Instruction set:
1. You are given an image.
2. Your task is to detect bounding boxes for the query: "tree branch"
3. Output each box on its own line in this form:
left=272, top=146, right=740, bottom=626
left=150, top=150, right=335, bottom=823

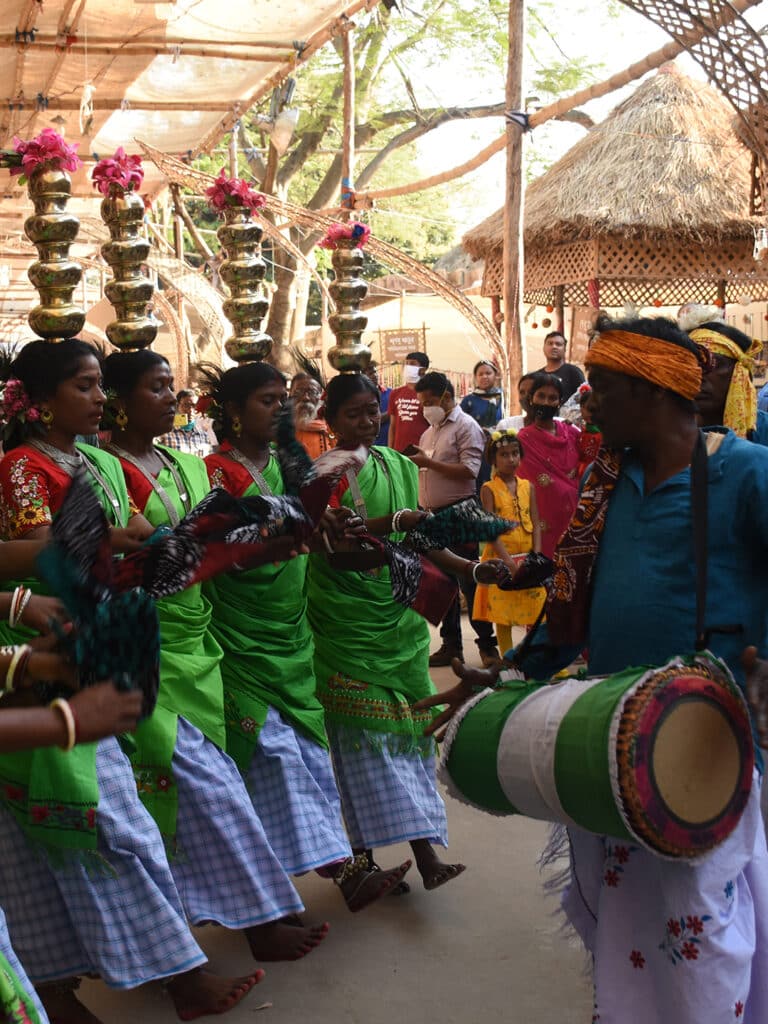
left=356, top=101, right=505, bottom=188
left=239, top=122, right=266, bottom=181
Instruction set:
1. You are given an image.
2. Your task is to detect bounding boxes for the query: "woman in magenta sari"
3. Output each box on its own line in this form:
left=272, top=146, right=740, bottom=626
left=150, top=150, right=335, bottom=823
left=517, top=372, right=581, bottom=558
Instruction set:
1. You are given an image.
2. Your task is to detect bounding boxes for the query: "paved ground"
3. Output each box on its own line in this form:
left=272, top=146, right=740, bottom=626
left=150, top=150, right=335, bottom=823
left=79, top=623, right=592, bottom=1023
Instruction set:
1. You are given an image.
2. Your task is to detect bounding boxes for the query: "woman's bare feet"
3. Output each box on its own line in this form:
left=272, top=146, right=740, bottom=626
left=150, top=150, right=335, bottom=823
left=335, top=854, right=413, bottom=911
left=245, top=920, right=329, bottom=962
left=38, top=980, right=103, bottom=1024
left=411, top=838, right=466, bottom=891
left=166, top=966, right=264, bottom=1021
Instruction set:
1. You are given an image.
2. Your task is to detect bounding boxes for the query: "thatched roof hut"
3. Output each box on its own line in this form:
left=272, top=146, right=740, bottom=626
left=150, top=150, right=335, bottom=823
left=463, top=63, right=768, bottom=308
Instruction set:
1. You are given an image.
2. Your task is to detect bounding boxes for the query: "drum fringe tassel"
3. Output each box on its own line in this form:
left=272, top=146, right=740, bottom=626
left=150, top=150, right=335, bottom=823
left=539, top=824, right=593, bottom=972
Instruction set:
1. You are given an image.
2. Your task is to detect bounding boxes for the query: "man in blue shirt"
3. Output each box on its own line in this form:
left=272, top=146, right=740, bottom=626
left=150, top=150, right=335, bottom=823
left=422, top=317, right=768, bottom=1023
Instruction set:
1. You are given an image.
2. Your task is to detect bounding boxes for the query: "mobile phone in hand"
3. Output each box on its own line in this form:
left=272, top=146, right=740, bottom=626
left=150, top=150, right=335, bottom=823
left=402, top=444, right=419, bottom=456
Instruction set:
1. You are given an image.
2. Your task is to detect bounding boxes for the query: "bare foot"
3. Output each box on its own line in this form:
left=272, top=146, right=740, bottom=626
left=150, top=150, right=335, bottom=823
left=420, top=860, right=466, bottom=891
left=38, top=982, right=103, bottom=1024
left=166, top=967, right=264, bottom=1021
left=245, top=920, right=329, bottom=962
left=337, top=858, right=413, bottom=911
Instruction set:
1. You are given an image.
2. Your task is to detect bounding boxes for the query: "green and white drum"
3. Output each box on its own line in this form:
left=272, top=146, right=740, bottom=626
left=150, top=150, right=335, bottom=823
left=440, top=654, right=754, bottom=860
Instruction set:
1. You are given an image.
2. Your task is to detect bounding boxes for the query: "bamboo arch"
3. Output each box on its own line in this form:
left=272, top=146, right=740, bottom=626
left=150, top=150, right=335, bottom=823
left=137, top=140, right=508, bottom=377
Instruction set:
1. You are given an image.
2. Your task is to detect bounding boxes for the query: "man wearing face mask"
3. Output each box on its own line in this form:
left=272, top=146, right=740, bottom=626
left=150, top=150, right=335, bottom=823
left=411, top=372, right=501, bottom=667
left=387, top=352, right=430, bottom=452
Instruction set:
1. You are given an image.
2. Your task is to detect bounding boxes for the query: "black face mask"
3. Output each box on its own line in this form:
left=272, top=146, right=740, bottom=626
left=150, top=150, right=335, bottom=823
left=531, top=403, right=557, bottom=421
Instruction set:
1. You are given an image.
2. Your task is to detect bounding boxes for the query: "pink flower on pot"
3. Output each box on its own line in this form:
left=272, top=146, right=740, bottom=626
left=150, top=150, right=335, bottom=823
left=205, top=168, right=267, bottom=215
left=91, top=147, right=144, bottom=195
left=12, top=128, right=81, bottom=177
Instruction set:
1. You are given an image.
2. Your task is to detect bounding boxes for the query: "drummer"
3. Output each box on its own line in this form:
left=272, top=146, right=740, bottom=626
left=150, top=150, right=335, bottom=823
left=422, top=315, right=768, bottom=1024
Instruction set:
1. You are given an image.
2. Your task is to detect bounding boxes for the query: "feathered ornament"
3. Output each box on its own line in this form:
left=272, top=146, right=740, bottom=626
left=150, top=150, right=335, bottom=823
left=678, top=302, right=725, bottom=333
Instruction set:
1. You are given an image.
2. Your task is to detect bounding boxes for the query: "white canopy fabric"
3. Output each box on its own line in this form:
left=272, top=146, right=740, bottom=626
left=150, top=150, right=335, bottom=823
left=0, top=0, right=368, bottom=227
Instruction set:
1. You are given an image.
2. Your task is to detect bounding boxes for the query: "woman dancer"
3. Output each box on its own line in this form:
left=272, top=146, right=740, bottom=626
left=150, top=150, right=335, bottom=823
left=0, top=339, right=262, bottom=1024
left=517, top=372, right=581, bottom=558
left=0, top=668, right=144, bottom=1024
left=199, top=360, right=411, bottom=911
left=307, top=372, right=501, bottom=890
left=102, top=348, right=330, bottom=960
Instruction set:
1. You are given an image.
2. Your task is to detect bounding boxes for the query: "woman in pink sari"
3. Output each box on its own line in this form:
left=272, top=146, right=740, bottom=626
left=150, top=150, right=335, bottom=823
left=518, top=372, right=581, bottom=558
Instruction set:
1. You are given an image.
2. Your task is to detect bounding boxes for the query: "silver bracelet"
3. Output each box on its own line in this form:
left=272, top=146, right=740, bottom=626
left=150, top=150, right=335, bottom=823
left=391, top=508, right=412, bottom=532
left=471, top=561, right=483, bottom=583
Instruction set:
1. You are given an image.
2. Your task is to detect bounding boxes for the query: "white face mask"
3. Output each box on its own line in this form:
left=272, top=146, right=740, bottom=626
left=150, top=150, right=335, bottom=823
left=423, top=404, right=446, bottom=427
left=403, top=364, right=421, bottom=384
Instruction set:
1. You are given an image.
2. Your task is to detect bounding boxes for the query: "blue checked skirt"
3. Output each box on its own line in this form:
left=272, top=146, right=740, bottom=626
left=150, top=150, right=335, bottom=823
left=0, top=906, right=49, bottom=1022
left=171, top=716, right=305, bottom=924
left=326, top=722, right=449, bottom=850
left=0, top=737, right=207, bottom=988
left=244, top=707, right=352, bottom=875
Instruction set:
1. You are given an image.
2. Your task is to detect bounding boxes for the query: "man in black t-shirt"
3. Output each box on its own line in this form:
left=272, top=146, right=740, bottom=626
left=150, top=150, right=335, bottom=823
left=534, top=330, right=585, bottom=400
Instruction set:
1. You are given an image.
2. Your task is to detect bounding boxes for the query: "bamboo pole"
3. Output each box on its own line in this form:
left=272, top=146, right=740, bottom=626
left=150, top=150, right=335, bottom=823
left=0, top=34, right=298, bottom=49
left=1, top=42, right=290, bottom=60
left=504, top=0, right=525, bottom=406
left=340, top=20, right=355, bottom=219
left=355, top=0, right=758, bottom=206
left=0, top=98, right=235, bottom=112
left=170, top=184, right=213, bottom=262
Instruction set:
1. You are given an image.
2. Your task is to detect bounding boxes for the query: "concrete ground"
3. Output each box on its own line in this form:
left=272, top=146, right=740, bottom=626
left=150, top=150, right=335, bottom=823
left=79, top=622, right=592, bottom=1024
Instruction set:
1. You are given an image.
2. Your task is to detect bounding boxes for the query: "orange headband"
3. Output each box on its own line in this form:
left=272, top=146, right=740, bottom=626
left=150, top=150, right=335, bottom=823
left=585, top=330, right=702, bottom=400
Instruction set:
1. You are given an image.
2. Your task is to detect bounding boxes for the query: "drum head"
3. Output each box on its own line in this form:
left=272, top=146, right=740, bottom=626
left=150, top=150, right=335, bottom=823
left=616, top=664, right=754, bottom=859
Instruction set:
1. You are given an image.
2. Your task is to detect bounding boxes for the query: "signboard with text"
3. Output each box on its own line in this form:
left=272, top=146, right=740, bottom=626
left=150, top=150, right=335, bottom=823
left=379, top=327, right=426, bottom=364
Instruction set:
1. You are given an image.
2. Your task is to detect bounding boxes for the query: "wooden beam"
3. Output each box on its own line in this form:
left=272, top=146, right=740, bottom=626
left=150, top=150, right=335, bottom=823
left=503, top=0, right=525, bottom=405
left=0, top=34, right=298, bottom=49
left=1, top=41, right=291, bottom=61
left=0, top=98, right=235, bottom=112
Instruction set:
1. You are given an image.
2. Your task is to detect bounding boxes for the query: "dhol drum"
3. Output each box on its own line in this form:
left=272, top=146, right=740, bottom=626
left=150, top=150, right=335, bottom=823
left=440, top=653, right=754, bottom=860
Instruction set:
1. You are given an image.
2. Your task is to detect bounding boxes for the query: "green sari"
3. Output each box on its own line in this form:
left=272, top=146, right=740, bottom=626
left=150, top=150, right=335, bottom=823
left=306, top=446, right=437, bottom=756
left=205, top=454, right=328, bottom=773
left=0, top=946, right=43, bottom=1024
left=0, top=444, right=130, bottom=857
left=126, top=447, right=226, bottom=846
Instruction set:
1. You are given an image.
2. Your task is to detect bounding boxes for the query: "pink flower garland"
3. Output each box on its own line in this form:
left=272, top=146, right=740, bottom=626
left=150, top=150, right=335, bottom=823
left=0, top=379, right=40, bottom=439
left=205, top=169, right=266, bottom=215
left=318, top=221, right=371, bottom=250
left=11, top=128, right=81, bottom=180
left=91, top=147, right=144, bottom=195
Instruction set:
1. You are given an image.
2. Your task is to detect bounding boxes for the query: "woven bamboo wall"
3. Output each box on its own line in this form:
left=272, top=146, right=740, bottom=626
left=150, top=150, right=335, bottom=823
left=480, top=234, right=768, bottom=306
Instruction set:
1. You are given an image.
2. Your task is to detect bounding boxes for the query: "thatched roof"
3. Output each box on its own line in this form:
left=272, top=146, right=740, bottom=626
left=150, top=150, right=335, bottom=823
left=463, top=63, right=756, bottom=259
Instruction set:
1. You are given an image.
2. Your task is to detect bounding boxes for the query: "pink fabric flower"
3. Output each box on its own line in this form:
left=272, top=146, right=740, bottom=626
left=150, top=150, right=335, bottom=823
left=12, top=128, right=81, bottom=176
left=681, top=941, right=699, bottom=960
left=204, top=169, right=266, bottom=215
left=91, top=147, right=144, bottom=195
left=318, top=220, right=371, bottom=250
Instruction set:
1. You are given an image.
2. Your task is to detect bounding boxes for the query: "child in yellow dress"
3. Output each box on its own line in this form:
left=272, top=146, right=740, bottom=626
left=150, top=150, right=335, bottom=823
left=473, top=429, right=546, bottom=657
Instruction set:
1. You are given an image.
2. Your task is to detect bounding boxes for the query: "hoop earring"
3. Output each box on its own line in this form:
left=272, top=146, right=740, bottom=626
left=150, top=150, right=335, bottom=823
left=232, top=416, right=242, bottom=437
left=115, top=409, right=128, bottom=431
left=40, top=409, right=54, bottom=430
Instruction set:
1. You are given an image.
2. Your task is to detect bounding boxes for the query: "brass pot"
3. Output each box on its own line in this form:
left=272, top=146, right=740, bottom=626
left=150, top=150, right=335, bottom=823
left=327, top=237, right=371, bottom=373
left=24, top=166, right=85, bottom=341
left=217, top=205, right=272, bottom=363
left=100, top=185, right=157, bottom=351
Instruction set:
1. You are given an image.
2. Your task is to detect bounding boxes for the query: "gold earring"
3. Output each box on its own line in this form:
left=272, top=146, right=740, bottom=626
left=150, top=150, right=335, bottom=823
left=232, top=416, right=242, bottom=437
left=40, top=409, right=53, bottom=429
left=115, top=409, right=128, bottom=430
